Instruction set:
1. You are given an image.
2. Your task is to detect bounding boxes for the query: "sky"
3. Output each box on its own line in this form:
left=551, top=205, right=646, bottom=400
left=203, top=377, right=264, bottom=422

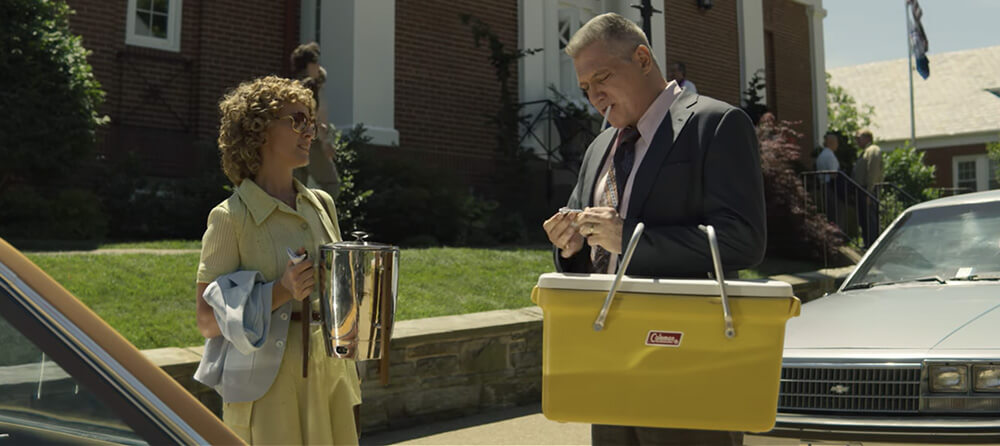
left=823, top=0, right=1000, bottom=69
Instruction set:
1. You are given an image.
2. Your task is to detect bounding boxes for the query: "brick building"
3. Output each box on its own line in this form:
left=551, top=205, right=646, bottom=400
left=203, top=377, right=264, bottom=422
left=829, top=45, right=1000, bottom=193
left=66, top=0, right=827, bottom=201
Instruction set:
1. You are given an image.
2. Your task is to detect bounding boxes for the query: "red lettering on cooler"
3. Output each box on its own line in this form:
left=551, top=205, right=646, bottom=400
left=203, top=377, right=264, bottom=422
left=645, top=330, right=683, bottom=347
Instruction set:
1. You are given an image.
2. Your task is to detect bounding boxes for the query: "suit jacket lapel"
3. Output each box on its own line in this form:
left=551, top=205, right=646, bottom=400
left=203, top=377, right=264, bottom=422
left=582, top=128, right=617, bottom=207
left=627, top=89, right=698, bottom=217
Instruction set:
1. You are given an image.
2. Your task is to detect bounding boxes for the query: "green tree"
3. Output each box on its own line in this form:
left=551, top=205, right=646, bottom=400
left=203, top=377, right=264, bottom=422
left=879, top=141, right=938, bottom=227
left=332, top=124, right=374, bottom=233
left=987, top=137, right=1000, bottom=186
left=0, top=0, right=107, bottom=193
left=0, top=0, right=109, bottom=239
left=826, top=73, right=874, bottom=170
left=883, top=141, right=937, bottom=201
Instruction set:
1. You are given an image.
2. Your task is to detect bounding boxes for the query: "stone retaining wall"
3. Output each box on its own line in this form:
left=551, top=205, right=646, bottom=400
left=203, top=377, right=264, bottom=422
left=144, top=268, right=852, bottom=434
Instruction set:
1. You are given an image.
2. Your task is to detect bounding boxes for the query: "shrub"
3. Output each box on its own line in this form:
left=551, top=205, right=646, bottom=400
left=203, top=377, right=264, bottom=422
left=826, top=73, right=875, bottom=171
left=879, top=141, right=938, bottom=226
left=332, top=124, right=374, bottom=233
left=0, top=185, right=107, bottom=240
left=355, top=152, right=525, bottom=247
left=96, top=142, right=230, bottom=240
left=0, top=0, right=109, bottom=239
left=757, top=118, right=843, bottom=260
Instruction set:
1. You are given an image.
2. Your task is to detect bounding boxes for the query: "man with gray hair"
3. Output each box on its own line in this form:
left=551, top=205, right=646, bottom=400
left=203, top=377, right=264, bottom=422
left=542, top=12, right=765, bottom=446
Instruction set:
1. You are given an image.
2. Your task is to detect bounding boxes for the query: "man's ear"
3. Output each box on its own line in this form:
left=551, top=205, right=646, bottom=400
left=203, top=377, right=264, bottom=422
left=634, top=45, right=654, bottom=75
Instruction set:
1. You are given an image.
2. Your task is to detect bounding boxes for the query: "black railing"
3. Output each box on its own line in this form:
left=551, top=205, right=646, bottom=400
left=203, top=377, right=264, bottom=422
left=518, top=99, right=601, bottom=175
left=801, top=170, right=882, bottom=250
left=518, top=99, right=601, bottom=202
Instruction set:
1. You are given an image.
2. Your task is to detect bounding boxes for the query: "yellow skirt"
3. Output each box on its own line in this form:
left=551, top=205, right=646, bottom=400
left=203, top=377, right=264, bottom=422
left=222, top=319, right=362, bottom=445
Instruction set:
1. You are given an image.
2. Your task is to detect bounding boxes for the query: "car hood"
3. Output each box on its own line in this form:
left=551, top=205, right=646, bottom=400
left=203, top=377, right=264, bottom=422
left=783, top=283, right=1000, bottom=351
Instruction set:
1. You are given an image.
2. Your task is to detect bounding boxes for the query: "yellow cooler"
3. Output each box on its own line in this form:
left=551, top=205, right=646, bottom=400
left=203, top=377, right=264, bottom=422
left=530, top=272, right=800, bottom=432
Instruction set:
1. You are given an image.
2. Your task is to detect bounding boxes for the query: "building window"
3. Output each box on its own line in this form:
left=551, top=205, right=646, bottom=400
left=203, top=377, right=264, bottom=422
left=990, top=157, right=1000, bottom=190
left=953, top=154, right=996, bottom=193
left=558, top=8, right=582, bottom=101
left=555, top=1, right=601, bottom=102
left=126, top=0, right=182, bottom=52
left=957, top=160, right=977, bottom=192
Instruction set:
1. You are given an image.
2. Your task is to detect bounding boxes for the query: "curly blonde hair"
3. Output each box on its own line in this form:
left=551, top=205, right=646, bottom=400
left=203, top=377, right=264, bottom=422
left=217, top=75, right=315, bottom=185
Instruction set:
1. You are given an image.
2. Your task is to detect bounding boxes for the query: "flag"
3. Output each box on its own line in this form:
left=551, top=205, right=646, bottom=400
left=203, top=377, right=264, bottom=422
left=907, top=0, right=930, bottom=79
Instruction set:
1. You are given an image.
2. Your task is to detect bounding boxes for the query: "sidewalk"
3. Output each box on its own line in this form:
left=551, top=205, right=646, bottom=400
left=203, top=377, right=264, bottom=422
left=359, top=404, right=840, bottom=446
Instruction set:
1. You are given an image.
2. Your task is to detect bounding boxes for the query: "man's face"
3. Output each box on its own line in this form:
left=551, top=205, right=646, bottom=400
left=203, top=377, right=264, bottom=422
left=855, top=133, right=870, bottom=148
left=825, top=134, right=839, bottom=151
left=305, top=62, right=321, bottom=80
left=668, top=64, right=684, bottom=82
left=574, top=41, right=650, bottom=129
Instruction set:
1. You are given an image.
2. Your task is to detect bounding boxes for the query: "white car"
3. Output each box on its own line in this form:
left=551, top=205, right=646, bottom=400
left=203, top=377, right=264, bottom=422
left=770, top=190, right=1000, bottom=443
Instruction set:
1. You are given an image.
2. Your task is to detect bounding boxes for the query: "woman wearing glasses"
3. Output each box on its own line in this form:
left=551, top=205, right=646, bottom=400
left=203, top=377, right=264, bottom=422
left=193, top=76, right=361, bottom=445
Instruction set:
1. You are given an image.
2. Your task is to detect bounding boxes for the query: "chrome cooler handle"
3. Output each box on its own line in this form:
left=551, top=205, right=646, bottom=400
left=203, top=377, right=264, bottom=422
left=698, top=224, right=735, bottom=338
left=593, top=222, right=645, bottom=331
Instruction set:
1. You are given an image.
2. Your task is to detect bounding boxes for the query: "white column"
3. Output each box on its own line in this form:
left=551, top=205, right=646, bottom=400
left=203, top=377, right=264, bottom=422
left=299, top=0, right=317, bottom=43
left=806, top=1, right=828, bottom=140
left=650, top=0, right=666, bottom=71
left=317, top=0, right=398, bottom=146
left=738, top=0, right=766, bottom=107
left=519, top=0, right=549, bottom=104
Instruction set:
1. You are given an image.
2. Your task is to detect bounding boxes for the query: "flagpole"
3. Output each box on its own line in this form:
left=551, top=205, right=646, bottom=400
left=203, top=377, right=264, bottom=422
left=906, top=1, right=916, bottom=146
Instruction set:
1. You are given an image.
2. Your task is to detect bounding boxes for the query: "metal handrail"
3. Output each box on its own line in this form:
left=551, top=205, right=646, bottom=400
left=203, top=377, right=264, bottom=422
left=873, top=182, right=918, bottom=207
left=517, top=99, right=600, bottom=170
left=800, top=170, right=882, bottom=250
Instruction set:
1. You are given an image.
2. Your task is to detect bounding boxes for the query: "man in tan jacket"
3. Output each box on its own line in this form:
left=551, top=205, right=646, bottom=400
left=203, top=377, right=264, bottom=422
left=852, top=129, right=883, bottom=246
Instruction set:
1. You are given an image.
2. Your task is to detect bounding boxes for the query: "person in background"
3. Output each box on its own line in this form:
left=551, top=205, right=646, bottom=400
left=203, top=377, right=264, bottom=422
left=668, top=61, right=697, bottom=94
left=290, top=42, right=341, bottom=199
left=542, top=13, right=765, bottom=445
left=816, top=131, right=842, bottom=226
left=194, top=76, right=360, bottom=445
left=853, top=128, right=883, bottom=247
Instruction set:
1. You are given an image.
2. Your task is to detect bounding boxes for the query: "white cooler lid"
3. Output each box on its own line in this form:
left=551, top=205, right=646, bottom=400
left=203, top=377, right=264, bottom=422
left=536, top=272, right=793, bottom=298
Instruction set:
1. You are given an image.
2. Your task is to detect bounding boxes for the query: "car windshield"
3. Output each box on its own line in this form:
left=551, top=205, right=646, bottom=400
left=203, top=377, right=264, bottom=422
left=845, top=201, right=1000, bottom=289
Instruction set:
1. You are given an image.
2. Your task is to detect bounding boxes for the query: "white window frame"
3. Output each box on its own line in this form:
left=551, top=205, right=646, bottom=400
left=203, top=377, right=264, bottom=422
left=125, top=0, right=183, bottom=52
left=953, top=154, right=991, bottom=192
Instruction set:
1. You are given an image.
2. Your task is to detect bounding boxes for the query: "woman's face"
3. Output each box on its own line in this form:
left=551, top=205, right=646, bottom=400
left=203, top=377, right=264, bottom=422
left=260, top=102, right=315, bottom=171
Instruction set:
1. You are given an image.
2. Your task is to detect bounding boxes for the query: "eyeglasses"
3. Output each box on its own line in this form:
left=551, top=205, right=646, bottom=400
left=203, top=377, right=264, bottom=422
left=278, top=111, right=316, bottom=135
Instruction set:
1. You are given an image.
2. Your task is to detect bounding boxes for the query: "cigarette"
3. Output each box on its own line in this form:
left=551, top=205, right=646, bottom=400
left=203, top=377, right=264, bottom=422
left=601, top=105, right=612, bottom=130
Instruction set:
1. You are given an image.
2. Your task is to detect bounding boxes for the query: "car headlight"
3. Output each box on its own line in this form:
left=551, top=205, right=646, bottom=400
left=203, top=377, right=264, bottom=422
left=974, top=365, right=1000, bottom=392
left=929, top=365, right=968, bottom=392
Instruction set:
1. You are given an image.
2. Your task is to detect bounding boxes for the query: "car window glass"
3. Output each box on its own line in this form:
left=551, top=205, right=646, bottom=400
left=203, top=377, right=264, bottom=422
left=0, top=314, right=146, bottom=445
left=850, top=202, right=1000, bottom=286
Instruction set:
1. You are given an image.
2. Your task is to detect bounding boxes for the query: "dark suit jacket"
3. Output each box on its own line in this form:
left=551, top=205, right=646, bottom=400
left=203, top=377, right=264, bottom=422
left=555, top=89, right=766, bottom=278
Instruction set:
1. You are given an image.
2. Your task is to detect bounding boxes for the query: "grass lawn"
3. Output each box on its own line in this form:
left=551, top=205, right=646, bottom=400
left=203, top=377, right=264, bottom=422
left=23, top=242, right=826, bottom=350
left=98, top=240, right=202, bottom=250
left=24, top=247, right=553, bottom=350
left=12, top=239, right=202, bottom=251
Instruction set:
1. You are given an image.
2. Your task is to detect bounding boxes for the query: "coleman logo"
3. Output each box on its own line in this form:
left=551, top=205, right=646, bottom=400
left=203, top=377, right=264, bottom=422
left=830, top=384, right=850, bottom=395
left=645, top=331, right=683, bottom=347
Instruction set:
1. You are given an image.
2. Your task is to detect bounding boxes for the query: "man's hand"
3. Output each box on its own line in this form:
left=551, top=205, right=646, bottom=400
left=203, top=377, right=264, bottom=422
left=543, top=211, right=585, bottom=258
left=577, top=207, right=624, bottom=254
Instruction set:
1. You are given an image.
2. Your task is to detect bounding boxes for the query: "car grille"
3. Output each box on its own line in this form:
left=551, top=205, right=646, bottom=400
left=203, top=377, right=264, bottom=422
left=779, top=365, right=922, bottom=414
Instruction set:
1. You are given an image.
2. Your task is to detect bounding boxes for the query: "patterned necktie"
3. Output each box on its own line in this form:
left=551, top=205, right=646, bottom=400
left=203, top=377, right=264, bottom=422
left=591, top=126, right=640, bottom=273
